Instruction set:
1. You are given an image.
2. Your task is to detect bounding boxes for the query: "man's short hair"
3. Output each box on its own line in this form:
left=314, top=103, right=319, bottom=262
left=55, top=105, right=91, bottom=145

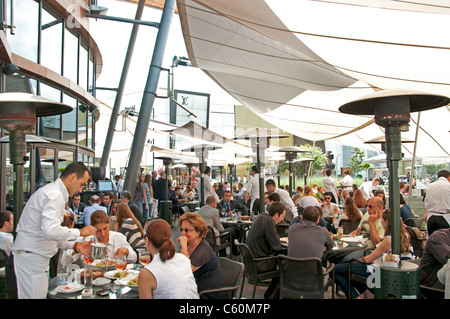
left=265, top=179, right=276, bottom=187
left=438, top=170, right=450, bottom=179
left=121, top=191, right=132, bottom=201
left=251, top=165, right=259, bottom=173
left=326, top=169, right=332, bottom=176
left=204, top=166, right=211, bottom=174
left=60, top=162, right=90, bottom=179
left=268, top=193, right=280, bottom=202
left=0, top=210, right=12, bottom=228
left=90, top=195, right=101, bottom=204
left=302, top=206, right=320, bottom=222
left=268, top=201, right=285, bottom=217
left=205, top=195, right=217, bottom=205
left=103, top=192, right=113, bottom=199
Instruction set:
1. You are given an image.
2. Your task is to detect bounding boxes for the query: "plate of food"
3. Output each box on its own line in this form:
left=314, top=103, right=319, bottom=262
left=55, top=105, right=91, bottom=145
left=92, top=277, right=111, bottom=286
left=114, top=272, right=139, bottom=289
left=55, top=282, right=85, bottom=294
left=92, top=259, right=116, bottom=271
left=80, top=269, right=105, bottom=283
left=104, top=269, right=139, bottom=280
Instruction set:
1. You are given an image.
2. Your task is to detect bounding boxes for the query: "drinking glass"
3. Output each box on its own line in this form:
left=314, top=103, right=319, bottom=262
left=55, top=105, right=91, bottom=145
left=114, top=255, right=127, bottom=279
left=138, top=249, right=151, bottom=268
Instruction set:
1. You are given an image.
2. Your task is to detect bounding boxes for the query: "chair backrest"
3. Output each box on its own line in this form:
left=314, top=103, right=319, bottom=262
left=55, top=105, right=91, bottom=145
left=406, top=226, right=427, bottom=258
left=234, top=240, right=258, bottom=279
left=181, top=205, right=191, bottom=214
left=218, top=257, right=245, bottom=298
left=405, top=217, right=424, bottom=229
left=206, top=226, right=217, bottom=248
left=277, top=255, right=326, bottom=299
left=0, top=249, right=8, bottom=269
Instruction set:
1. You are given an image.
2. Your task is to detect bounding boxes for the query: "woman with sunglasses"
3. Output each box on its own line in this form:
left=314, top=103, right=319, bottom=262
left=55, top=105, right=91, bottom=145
left=177, top=212, right=226, bottom=299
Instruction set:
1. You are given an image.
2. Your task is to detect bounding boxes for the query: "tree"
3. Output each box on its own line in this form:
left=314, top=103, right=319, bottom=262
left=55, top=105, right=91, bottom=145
left=349, top=148, right=369, bottom=175
left=280, top=143, right=327, bottom=176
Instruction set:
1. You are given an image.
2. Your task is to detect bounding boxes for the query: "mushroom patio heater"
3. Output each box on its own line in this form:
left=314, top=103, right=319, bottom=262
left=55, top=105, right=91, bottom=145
left=0, top=93, right=72, bottom=232
left=154, top=155, right=177, bottom=225
left=182, top=144, right=222, bottom=207
left=279, top=146, right=309, bottom=196
left=293, top=157, right=314, bottom=186
left=234, top=128, right=288, bottom=215
left=339, top=89, right=450, bottom=299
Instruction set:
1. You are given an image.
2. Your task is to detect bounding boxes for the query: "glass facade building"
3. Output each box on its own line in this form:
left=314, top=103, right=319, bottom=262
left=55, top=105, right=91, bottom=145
left=0, top=0, right=101, bottom=211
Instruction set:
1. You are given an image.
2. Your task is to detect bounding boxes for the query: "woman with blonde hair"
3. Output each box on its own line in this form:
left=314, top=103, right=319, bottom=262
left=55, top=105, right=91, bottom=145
left=138, top=219, right=199, bottom=299
left=115, top=202, right=146, bottom=250
left=177, top=212, right=226, bottom=298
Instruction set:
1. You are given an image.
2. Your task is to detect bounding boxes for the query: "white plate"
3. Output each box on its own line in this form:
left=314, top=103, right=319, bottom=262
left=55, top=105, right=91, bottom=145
left=114, top=272, right=139, bottom=289
left=104, top=269, right=139, bottom=280
left=280, top=237, right=288, bottom=243
left=55, top=283, right=84, bottom=294
left=340, top=236, right=367, bottom=243
left=92, top=277, right=111, bottom=286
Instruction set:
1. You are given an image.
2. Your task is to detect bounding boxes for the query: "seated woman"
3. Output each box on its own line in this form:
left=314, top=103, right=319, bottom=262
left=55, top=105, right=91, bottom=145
left=115, top=202, right=146, bottom=251
left=182, top=185, right=196, bottom=201
left=63, top=210, right=137, bottom=265
left=138, top=219, right=199, bottom=299
left=177, top=212, right=227, bottom=299
left=352, top=189, right=368, bottom=215
left=399, top=193, right=415, bottom=222
left=333, top=197, right=363, bottom=234
left=334, top=209, right=413, bottom=299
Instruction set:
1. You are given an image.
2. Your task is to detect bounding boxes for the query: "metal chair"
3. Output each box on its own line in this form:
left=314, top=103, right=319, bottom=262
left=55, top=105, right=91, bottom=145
left=206, top=226, right=232, bottom=258
left=405, top=226, right=427, bottom=258
left=234, top=240, right=279, bottom=299
left=277, top=255, right=335, bottom=299
left=199, top=257, right=245, bottom=299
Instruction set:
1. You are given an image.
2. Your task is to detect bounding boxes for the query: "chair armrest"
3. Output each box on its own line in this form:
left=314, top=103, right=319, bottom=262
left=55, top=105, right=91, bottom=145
left=323, top=262, right=335, bottom=276
left=198, top=285, right=239, bottom=297
left=254, top=255, right=279, bottom=263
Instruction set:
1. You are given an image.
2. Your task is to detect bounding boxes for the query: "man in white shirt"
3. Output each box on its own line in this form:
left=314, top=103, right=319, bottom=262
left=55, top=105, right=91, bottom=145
left=199, top=166, right=219, bottom=205
left=0, top=210, right=13, bottom=260
left=322, top=169, right=338, bottom=204
left=340, top=169, right=354, bottom=192
left=265, top=179, right=297, bottom=223
left=12, top=162, right=96, bottom=299
left=425, top=170, right=450, bottom=236
left=358, top=178, right=381, bottom=201
left=246, top=166, right=260, bottom=213
left=235, top=182, right=246, bottom=203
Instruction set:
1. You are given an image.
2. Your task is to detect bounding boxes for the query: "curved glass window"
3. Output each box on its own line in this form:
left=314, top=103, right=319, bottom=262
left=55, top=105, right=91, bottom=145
left=8, top=0, right=39, bottom=62
left=41, top=7, right=63, bottom=74
left=39, top=83, right=62, bottom=140
left=62, top=94, right=77, bottom=143
left=64, top=27, right=79, bottom=84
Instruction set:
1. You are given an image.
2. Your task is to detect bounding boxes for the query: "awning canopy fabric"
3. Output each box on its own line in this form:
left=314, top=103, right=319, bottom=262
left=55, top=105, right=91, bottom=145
left=177, top=0, right=450, bottom=158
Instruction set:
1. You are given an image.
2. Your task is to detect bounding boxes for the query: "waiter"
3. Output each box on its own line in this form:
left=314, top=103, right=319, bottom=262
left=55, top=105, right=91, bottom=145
left=12, top=162, right=96, bottom=299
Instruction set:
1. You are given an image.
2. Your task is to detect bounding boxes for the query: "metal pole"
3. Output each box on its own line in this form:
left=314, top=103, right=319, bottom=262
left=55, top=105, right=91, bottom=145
left=10, top=130, right=26, bottom=234
left=123, top=0, right=176, bottom=193
left=385, top=126, right=402, bottom=257
left=100, top=0, right=146, bottom=169
left=408, top=112, right=421, bottom=206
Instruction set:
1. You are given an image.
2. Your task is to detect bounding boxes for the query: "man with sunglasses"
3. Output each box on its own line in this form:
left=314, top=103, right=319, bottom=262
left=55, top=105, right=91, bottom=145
left=333, top=196, right=385, bottom=263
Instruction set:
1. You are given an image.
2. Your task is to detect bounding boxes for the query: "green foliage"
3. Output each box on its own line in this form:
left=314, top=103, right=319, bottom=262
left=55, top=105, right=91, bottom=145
left=279, top=144, right=327, bottom=177
left=349, top=148, right=369, bottom=175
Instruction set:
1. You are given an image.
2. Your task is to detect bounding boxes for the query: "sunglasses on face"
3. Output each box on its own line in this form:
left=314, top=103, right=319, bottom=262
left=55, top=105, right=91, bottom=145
left=324, top=197, right=331, bottom=200
left=367, top=204, right=378, bottom=209
left=179, top=227, right=196, bottom=233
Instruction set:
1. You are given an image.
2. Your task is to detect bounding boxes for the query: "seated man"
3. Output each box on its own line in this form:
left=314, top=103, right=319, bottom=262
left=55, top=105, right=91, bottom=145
left=235, top=183, right=246, bottom=204
left=288, top=206, right=333, bottom=259
left=197, top=196, right=238, bottom=256
left=216, top=190, right=249, bottom=217
left=83, top=195, right=107, bottom=226
left=169, top=187, right=188, bottom=215
left=246, top=201, right=287, bottom=299
left=420, top=228, right=450, bottom=298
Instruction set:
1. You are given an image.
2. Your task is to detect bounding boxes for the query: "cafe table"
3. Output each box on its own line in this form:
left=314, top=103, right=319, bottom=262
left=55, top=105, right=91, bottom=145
left=47, top=264, right=141, bottom=299
left=280, top=236, right=368, bottom=266
left=221, top=218, right=253, bottom=242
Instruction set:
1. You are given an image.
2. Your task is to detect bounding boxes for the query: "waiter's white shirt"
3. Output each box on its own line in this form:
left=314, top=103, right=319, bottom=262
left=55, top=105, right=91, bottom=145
left=322, top=176, right=338, bottom=202
left=359, top=181, right=376, bottom=201
left=425, top=177, right=450, bottom=214
left=199, top=174, right=219, bottom=202
left=12, top=178, right=81, bottom=258
left=247, top=174, right=260, bottom=200
left=341, top=175, right=354, bottom=191
left=274, top=188, right=298, bottom=219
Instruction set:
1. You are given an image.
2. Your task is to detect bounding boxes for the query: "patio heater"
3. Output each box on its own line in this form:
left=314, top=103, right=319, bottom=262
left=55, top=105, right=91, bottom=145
left=235, top=128, right=288, bottom=215
left=183, top=161, right=197, bottom=185
left=182, top=144, right=222, bottom=207
left=339, top=89, right=450, bottom=299
left=0, top=93, right=72, bottom=232
left=279, top=146, right=308, bottom=196
left=154, top=155, right=177, bottom=225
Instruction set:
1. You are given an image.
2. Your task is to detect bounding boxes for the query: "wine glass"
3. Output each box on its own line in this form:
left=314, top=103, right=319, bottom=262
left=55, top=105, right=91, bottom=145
left=114, top=255, right=127, bottom=279
left=138, top=249, right=151, bottom=268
